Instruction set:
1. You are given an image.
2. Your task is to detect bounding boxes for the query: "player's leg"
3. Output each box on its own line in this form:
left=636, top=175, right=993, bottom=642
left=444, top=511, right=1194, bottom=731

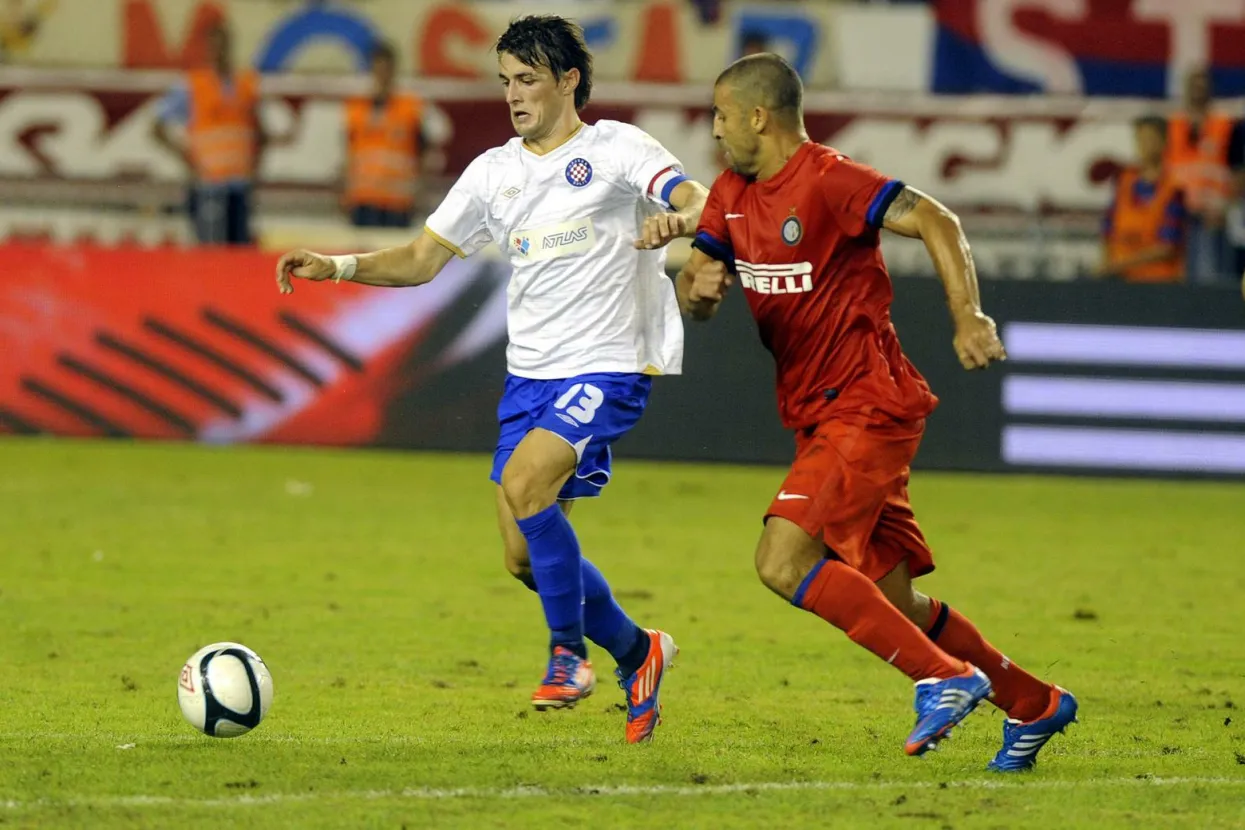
left=490, top=376, right=596, bottom=708
left=495, top=487, right=651, bottom=710
left=527, top=373, right=676, bottom=742
left=754, top=516, right=989, bottom=756
left=875, top=556, right=1078, bottom=772
left=500, top=427, right=586, bottom=651
left=502, top=374, right=675, bottom=740
left=755, top=515, right=966, bottom=683
left=762, top=418, right=992, bottom=755
left=496, top=485, right=570, bottom=592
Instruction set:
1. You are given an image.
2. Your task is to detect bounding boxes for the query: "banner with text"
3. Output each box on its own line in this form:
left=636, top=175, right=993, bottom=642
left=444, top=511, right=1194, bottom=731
left=933, top=0, right=1245, bottom=97
left=0, top=75, right=1140, bottom=214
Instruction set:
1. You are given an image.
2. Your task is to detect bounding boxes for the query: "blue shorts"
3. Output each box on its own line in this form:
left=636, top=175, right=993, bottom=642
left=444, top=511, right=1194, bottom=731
left=490, top=372, right=653, bottom=500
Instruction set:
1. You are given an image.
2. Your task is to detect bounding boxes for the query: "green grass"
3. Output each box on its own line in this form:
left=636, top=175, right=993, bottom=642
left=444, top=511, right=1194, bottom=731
left=1, top=437, right=1243, bottom=829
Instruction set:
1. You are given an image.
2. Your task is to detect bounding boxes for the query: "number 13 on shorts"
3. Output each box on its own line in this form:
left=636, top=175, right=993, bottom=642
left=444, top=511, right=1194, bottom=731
left=554, top=382, right=605, bottom=426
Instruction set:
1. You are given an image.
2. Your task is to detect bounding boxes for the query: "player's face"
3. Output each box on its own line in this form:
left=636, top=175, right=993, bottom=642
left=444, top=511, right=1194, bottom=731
left=498, top=52, right=570, bottom=141
left=712, top=84, right=761, bottom=176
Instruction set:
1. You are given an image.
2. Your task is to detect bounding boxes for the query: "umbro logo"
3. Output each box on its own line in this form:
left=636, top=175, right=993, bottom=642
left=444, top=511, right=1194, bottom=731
left=501, top=187, right=521, bottom=200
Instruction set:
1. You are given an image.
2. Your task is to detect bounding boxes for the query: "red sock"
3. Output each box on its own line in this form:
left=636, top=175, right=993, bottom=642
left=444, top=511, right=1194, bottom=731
left=795, top=559, right=966, bottom=682
left=924, top=598, right=1054, bottom=722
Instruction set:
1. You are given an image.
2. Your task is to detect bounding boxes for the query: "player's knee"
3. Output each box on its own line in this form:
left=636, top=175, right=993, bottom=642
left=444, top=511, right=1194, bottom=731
left=754, top=540, right=799, bottom=600
left=500, top=463, right=546, bottom=519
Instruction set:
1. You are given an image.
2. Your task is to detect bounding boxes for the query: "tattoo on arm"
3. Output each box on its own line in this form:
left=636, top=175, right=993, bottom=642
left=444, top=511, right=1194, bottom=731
left=883, top=187, right=921, bottom=225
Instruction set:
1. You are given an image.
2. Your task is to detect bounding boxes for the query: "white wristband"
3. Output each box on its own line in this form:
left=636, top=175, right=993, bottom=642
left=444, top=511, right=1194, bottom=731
left=328, top=254, right=358, bottom=283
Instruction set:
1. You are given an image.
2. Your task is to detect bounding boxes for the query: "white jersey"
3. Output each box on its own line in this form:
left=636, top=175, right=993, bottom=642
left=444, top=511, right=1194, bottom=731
left=424, top=120, right=688, bottom=379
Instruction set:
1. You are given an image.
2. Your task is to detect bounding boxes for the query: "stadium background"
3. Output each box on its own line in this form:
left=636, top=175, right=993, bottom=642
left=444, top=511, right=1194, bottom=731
left=3, top=3, right=1245, bottom=827
left=3, top=0, right=1244, bottom=478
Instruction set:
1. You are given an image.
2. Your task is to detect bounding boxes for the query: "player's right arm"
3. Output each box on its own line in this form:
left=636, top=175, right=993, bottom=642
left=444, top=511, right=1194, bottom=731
left=276, top=153, right=494, bottom=294
left=879, top=187, right=1005, bottom=370
left=275, top=232, right=455, bottom=293
left=677, top=174, right=736, bottom=320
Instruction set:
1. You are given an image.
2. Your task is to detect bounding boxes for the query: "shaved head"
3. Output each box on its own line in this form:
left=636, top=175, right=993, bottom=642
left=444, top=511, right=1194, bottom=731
left=711, top=52, right=808, bottom=178
left=714, top=52, right=803, bottom=128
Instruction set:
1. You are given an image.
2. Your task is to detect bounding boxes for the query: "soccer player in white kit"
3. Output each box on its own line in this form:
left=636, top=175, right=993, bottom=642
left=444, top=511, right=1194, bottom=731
left=275, top=15, right=708, bottom=743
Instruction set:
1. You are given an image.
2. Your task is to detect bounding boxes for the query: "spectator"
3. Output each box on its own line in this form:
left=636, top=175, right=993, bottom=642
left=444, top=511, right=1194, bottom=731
left=1166, top=67, right=1234, bottom=284
left=341, top=40, right=426, bottom=228
left=152, top=23, right=265, bottom=246
left=1096, top=115, right=1185, bottom=283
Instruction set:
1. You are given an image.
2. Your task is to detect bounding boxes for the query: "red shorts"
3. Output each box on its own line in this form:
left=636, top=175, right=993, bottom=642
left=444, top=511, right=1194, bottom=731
left=765, top=413, right=935, bottom=584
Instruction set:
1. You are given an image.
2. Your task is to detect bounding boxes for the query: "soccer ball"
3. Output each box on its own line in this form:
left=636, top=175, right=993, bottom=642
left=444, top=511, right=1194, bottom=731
left=177, top=642, right=273, bottom=737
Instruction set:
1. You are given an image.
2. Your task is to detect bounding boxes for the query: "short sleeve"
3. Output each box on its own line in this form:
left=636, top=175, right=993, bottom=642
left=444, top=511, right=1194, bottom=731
left=821, top=154, right=904, bottom=238
left=156, top=82, right=190, bottom=126
left=424, top=155, right=494, bottom=258
left=691, top=172, right=735, bottom=264
left=613, top=123, right=690, bottom=210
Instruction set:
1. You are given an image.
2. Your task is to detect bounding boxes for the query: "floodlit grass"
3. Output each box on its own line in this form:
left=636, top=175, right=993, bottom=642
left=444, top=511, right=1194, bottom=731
left=2, top=438, right=1243, bottom=828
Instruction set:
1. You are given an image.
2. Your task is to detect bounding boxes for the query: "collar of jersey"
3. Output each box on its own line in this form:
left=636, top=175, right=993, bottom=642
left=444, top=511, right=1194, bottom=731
left=755, top=140, right=815, bottom=191
left=520, top=121, right=587, bottom=158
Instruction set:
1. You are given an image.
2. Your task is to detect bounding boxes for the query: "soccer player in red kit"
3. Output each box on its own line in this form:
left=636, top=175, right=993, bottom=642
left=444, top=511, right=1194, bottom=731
left=678, top=54, right=1078, bottom=769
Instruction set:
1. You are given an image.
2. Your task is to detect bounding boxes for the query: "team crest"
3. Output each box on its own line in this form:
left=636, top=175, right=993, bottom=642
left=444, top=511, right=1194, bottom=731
left=565, top=158, right=593, bottom=187
left=781, top=211, right=803, bottom=246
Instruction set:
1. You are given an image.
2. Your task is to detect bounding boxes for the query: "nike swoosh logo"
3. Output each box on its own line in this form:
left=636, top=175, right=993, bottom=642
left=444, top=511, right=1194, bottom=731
left=725, top=213, right=745, bottom=220
left=776, top=491, right=809, bottom=500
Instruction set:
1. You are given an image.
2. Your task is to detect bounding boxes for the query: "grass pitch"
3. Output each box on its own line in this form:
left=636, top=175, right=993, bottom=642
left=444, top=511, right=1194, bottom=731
left=1, top=437, right=1243, bottom=828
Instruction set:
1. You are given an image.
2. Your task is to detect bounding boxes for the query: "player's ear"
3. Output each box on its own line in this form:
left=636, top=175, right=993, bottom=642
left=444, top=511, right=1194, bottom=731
left=561, top=67, right=579, bottom=98
left=751, top=107, right=768, bottom=134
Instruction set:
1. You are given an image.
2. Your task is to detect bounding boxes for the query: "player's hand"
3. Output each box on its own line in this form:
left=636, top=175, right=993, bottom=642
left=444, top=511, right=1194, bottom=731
left=635, top=212, right=691, bottom=250
left=689, top=259, right=733, bottom=304
left=952, top=308, right=1006, bottom=370
left=275, top=249, right=334, bottom=294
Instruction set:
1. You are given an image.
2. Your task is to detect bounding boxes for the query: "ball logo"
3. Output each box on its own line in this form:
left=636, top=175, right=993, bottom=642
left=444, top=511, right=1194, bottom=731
left=178, top=663, right=195, bottom=693
left=781, top=215, right=803, bottom=246
left=565, top=158, right=593, bottom=187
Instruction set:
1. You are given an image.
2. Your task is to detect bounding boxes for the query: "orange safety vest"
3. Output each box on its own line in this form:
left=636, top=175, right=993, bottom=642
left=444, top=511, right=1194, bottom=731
left=344, top=92, right=422, bottom=211
left=186, top=68, right=259, bottom=184
left=1165, top=112, right=1233, bottom=214
left=1106, top=167, right=1184, bottom=283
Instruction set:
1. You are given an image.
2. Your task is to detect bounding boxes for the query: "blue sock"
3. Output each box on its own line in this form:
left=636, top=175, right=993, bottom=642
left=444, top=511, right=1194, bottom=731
left=581, top=558, right=648, bottom=675
left=515, top=504, right=586, bottom=658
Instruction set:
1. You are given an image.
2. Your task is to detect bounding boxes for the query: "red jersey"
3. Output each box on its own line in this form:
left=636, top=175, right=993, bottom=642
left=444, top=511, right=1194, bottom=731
left=693, top=141, right=938, bottom=430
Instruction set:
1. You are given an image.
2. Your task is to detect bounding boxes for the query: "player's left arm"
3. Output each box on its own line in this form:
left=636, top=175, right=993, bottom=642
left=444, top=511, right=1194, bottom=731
left=636, top=179, right=710, bottom=250
left=881, top=186, right=1006, bottom=371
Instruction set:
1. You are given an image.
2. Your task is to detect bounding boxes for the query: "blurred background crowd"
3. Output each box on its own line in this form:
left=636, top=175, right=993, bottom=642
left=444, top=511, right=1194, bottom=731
left=0, top=0, right=1242, bottom=290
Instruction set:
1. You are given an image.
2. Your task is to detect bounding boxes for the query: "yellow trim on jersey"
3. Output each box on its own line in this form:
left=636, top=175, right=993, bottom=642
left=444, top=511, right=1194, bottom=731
left=424, top=225, right=467, bottom=259
left=642, top=364, right=663, bottom=376
left=521, top=121, right=585, bottom=157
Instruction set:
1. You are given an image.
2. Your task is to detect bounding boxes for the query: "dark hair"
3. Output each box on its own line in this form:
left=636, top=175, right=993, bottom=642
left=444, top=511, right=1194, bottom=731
left=1134, top=114, right=1167, bottom=137
left=716, top=52, right=803, bottom=126
left=370, top=39, right=396, bottom=66
left=495, top=15, right=593, bottom=111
